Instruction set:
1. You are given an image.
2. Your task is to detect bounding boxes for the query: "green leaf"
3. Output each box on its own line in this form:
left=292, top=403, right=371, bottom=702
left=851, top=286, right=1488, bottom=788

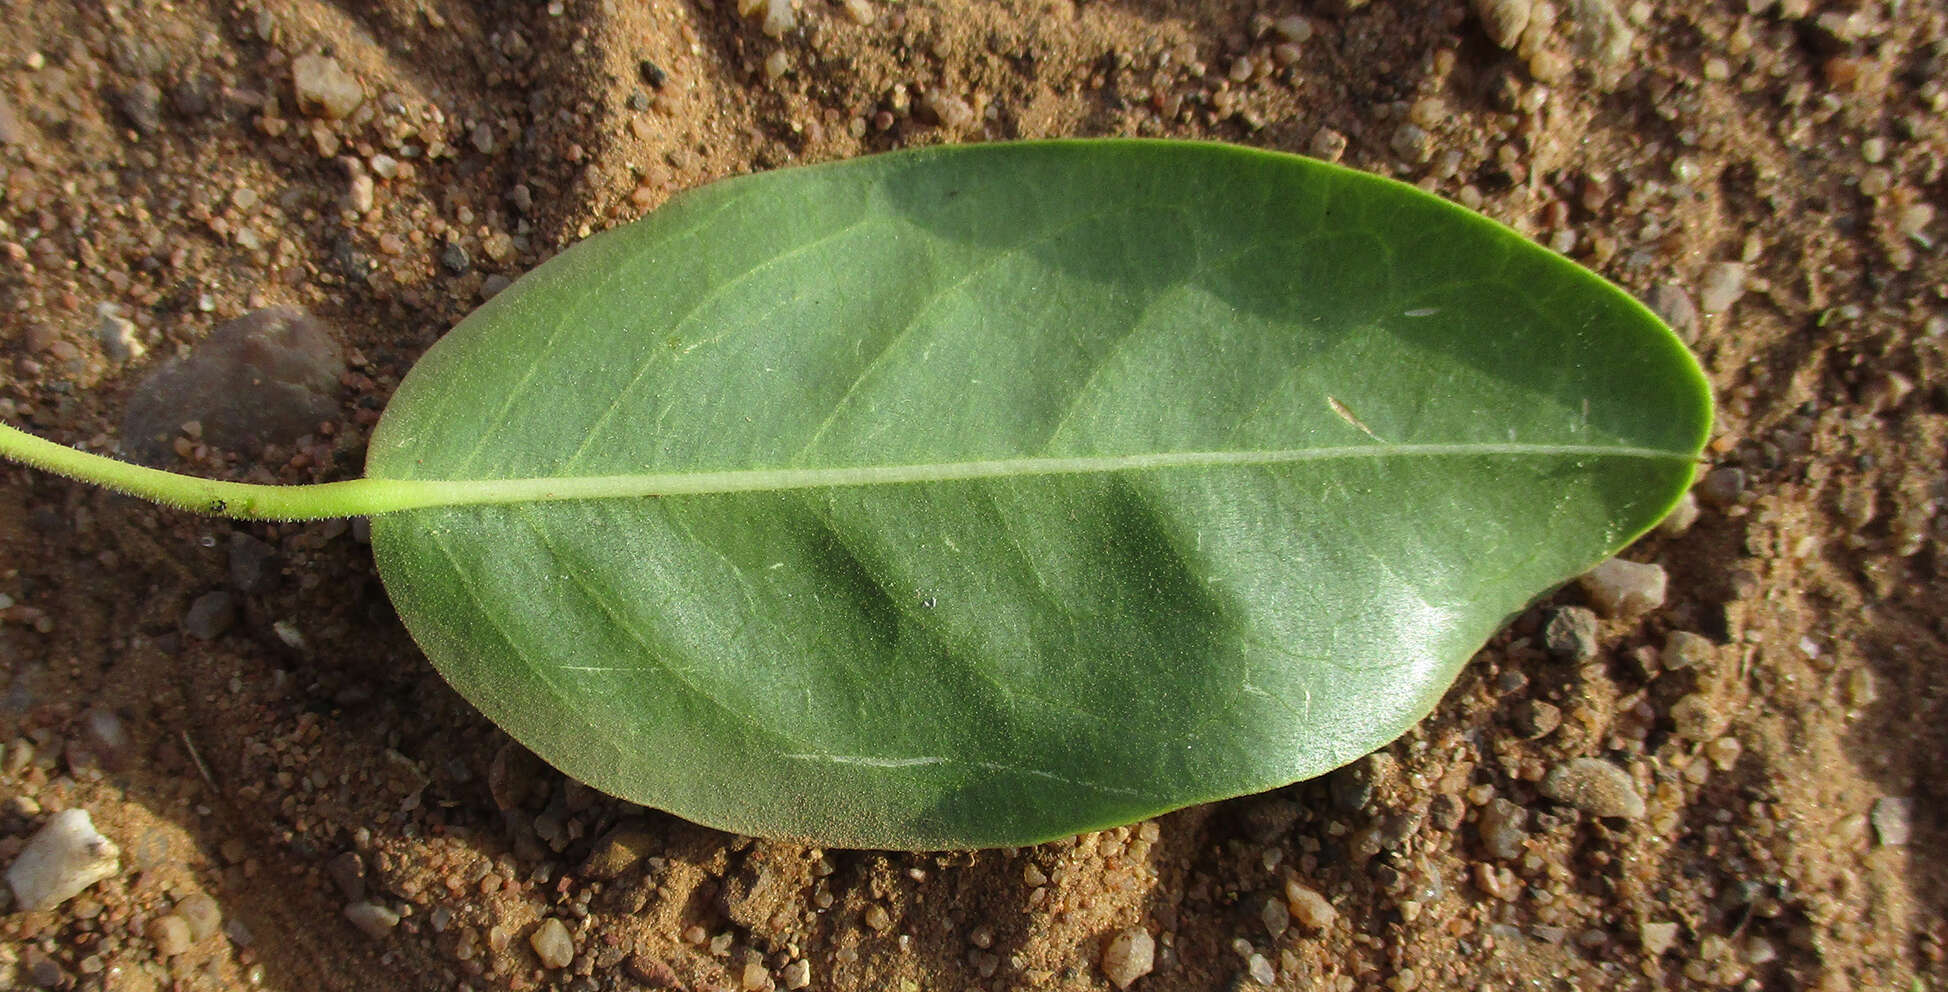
left=364, top=139, right=1710, bottom=849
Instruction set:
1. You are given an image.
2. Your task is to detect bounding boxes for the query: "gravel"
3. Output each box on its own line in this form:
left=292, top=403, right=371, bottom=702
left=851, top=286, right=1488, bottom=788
left=1644, top=283, right=1700, bottom=343
left=738, top=0, right=797, bottom=37
left=1640, top=920, right=1680, bottom=956
left=581, top=824, right=656, bottom=880
left=1511, top=699, right=1562, bottom=738
left=1871, top=797, right=1912, bottom=846
left=1247, top=952, right=1276, bottom=984
left=178, top=892, right=223, bottom=940
left=0, top=94, right=24, bottom=145
left=94, top=303, right=143, bottom=362
left=1577, top=558, right=1667, bottom=618
left=1100, top=927, right=1155, bottom=989
left=1662, top=630, right=1713, bottom=669
left=440, top=241, right=473, bottom=275
left=1698, top=261, right=1749, bottom=313
left=114, top=80, right=163, bottom=135
left=1477, top=798, right=1529, bottom=859
left=783, top=959, right=812, bottom=989
left=1543, top=606, right=1600, bottom=662
left=1698, top=467, right=1747, bottom=508
left=1260, top=894, right=1288, bottom=938
left=292, top=54, right=364, bottom=119
left=183, top=590, right=237, bottom=640
left=531, top=917, right=576, bottom=969
left=328, top=851, right=367, bottom=901
left=119, top=306, right=345, bottom=465
left=1540, top=758, right=1645, bottom=819
left=5, top=808, right=121, bottom=911
left=80, top=708, right=130, bottom=768
left=343, top=901, right=401, bottom=940
left=148, top=913, right=194, bottom=956
left=1658, top=491, right=1701, bottom=535
left=1472, top=0, right=1532, bottom=50
left=1285, top=878, right=1335, bottom=930
left=228, top=533, right=278, bottom=593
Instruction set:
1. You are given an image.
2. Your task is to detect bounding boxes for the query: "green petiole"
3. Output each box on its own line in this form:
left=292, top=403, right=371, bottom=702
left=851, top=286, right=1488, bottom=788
left=3, top=417, right=1700, bottom=524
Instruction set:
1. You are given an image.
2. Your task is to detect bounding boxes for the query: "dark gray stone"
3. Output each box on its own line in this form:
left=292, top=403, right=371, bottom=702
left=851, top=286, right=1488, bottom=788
left=228, top=532, right=278, bottom=593
left=183, top=591, right=236, bottom=640
left=1544, top=606, right=1600, bottom=663
left=120, top=307, right=343, bottom=465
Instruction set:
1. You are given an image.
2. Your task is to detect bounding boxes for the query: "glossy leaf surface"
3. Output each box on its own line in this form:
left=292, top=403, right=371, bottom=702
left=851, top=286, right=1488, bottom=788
left=365, top=140, right=1710, bottom=849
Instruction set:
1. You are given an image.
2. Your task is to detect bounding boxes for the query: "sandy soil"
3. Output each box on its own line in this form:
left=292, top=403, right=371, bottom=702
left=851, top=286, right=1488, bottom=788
left=1, top=1, right=1944, bottom=990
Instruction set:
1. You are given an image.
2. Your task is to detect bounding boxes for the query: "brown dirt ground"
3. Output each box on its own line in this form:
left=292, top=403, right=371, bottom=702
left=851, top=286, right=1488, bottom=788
left=1, top=1, right=1945, bottom=990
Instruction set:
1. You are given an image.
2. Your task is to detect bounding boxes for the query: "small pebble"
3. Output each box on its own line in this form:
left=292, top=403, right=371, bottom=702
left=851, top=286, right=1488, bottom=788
left=1669, top=692, right=1722, bottom=741
left=529, top=917, right=575, bottom=968
left=148, top=913, right=194, bottom=956
left=1705, top=735, right=1742, bottom=770
left=80, top=708, right=130, bottom=768
left=1658, top=491, right=1700, bottom=535
left=841, top=0, right=875, bottom=25
left=343, top=901, right=400, bottom=940
left=229, top=533, right=278, bottom=593
left=1644, top=284, right=1699, bottom=343
left=925, top=91, right=976, bottom=130
left=1543, top=606, right=1599, bottom=662
left=292, top=53, right=364, bottom=119
left=1274, top=15, right=1313, bottom=42
left=1247, top=952, right=1276, bottom=984
left=95, top=304, right=143, bottom=362
left=1871, top=797, right=1911, bottom=847
left=1697, top=467, right=1746, bottom=508
left=1640, top=920, right=1679, bottom=956
left=1577, top=558, right=1666, bottom=618
left=327, top=851, right=366, bottom=901
left=1511, top=699, right=1561, bottom=738
left=347, top=172, right=375, bottom=212
left=1390, top=123, right=1431, bottom=164
left=1743, top=936, right=1778, bottom=966
left=440, top=241, right=472, bottom=275
left=783, top=958, right=812, bottom=989
left=1698, top=262, right=1747, bottom=314
left=177, top=892, right=223, bottom=940
left=1284, top=878, right=1336, bottom=930
left=740, top=960, right=770, bottom=990
left=1260, top=895, right=1288, bottom=938
left=23, top=946, right=62, bottom=987
left=1477, top=798, right=1528, bottom=859
left=629, top=953, right=681, bottom=985
left=116, top=80, right=163, bottom=134
left=184, top=590, right=237, bottom=640
left=5, top=808, right=121, bottom=911
left=1471, top=0, right=1531, bottom=49
left=0, top=94, right=24, bottom=146
left=737, top=0, right=796, bottom=36
left=581, top=825, right=656, bottom=880
left=1540, top=757, right=1645, bottom=819
left=1662, top=630, right=1712, bottom=669
left=1100, top=927, right=1155, bottom=989
left=1309, top=127, right=1348, bottom=162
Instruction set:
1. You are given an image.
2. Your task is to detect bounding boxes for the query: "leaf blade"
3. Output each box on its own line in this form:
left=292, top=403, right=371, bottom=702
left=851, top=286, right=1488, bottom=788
left=367, top=139, right=1710, bottom=848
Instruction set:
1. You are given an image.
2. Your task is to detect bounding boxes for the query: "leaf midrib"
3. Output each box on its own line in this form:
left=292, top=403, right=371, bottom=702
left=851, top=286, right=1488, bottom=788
left=357, top=441, right=1694, bottom=515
